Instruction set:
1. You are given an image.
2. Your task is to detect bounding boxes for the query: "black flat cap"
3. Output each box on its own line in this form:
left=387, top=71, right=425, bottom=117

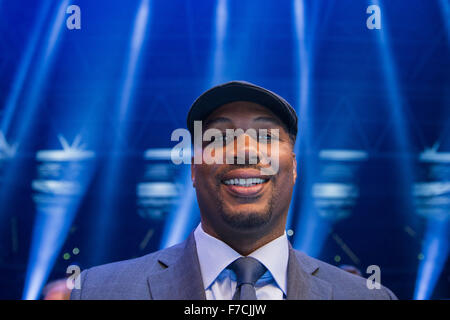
left=186, top=81, right=298, bottom=139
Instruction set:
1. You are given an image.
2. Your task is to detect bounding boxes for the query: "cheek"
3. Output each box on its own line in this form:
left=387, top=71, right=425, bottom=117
left=194, top=164, right=219, bottom=188
left=277, top=148, right=294, bottom=175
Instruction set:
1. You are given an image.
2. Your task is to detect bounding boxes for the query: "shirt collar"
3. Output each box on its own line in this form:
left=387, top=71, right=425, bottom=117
left=193, top=223, right=289, bottom=295
left=247, top=230, right=288, bottom=295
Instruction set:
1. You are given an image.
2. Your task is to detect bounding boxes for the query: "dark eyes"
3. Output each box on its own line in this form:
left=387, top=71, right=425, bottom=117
left=206, top=132, right=278, bottom=145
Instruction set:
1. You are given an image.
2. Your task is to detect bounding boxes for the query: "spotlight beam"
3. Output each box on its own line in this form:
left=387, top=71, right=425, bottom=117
left=90, top=0, right=150, bottom=265
left=159, top=0, right=229, bottom=249
left=413, top=218, right=450, bottom=299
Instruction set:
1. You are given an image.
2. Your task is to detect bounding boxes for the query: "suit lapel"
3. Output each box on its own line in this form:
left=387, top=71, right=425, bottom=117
left=147, top=233, right=206, bottom=300
left=147, top=233, right=332, bottom=300
left=286, top=243, right=332, bottom=300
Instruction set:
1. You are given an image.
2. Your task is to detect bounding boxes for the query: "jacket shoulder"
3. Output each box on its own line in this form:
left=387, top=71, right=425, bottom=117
left=71, top=241, right=185, bottom=300
left=293, top=250, right=397, bottom=300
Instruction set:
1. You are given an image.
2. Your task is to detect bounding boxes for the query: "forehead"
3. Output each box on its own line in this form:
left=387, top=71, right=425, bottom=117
left=204, top=101, right=282, bottom=125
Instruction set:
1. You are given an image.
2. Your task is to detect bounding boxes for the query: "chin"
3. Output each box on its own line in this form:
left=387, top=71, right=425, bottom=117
left=221, top=208, right=272, bottom=231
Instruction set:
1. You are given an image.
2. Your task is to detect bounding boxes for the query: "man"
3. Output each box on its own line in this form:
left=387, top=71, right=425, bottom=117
left=71, top=81, right=397, bottom=300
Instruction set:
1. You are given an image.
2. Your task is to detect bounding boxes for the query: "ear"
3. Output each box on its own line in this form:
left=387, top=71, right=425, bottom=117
left=292, top=152, right=297, bottom=183
left=191, top=157, right=196, bottom=188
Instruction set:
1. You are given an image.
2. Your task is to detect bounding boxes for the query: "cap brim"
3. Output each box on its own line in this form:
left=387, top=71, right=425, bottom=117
left=187, top=81, right=297, bottom=137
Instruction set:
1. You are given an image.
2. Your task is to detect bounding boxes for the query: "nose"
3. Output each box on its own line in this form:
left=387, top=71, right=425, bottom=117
left=228, top=132, right=261, bottom=165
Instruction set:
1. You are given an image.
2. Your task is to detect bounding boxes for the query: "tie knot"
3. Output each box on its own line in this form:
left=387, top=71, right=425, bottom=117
left=227, top=257, right=267, bottom=287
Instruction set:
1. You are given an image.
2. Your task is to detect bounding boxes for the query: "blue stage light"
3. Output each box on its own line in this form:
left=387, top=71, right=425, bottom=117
left=159, top=167, right=199, bottom=249
left=414, top=217, right=449, bottom=299
left=439, top=0, right=450, bottom=43
left=0, top=0, right=69, bottom=217
left=22, top=135, right=95, bottom=300
left=0, top=0, right=52, bottom=137
left=370, top=0, right=415, bottom=192
left=159, top=0, right=229, bottom=249
left=89, top=0, right=151, bottom=265
left=413, top=146, right=450, bottom=299
left=211, top=0, right=228, bottom=85
left=137, top=148, right=184, bottom=221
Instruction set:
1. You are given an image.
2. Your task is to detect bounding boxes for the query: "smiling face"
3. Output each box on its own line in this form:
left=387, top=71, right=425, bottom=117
left=191, top=101, right=297, bottom=245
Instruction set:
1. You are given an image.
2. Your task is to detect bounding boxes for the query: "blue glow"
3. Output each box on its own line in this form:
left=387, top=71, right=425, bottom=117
left=287, top=0, right=309, bottom=233
left=439, top=0, right=450, bottom=43
left=22, top=206, right=76, bottom=300
left=211, top=0, right=228, bottom=85
left=118, top=0, right=150, bottom=120
left=291, top=0, right=324, bottom=254
left=370, top=0, right=415, bottom=191
left=0, top=0, right=52, bottom=136
left=159, top=168, right=199, bottom=249
left=22, top=136, right=95, bottom=300
left=144, top=148, right=173, bottom=160
left=413, top=218, right=449, bottom=300
left=413, top=144, right=450, bottom=299
left=0, top=131, right=18, bottom=160
left=319, top=150, right=369, bottom=162
left=159, top=0, right=229, bottom=249
left=90, top=0, right=151, bottom=264
left=0, top=0, right=69, bottom=211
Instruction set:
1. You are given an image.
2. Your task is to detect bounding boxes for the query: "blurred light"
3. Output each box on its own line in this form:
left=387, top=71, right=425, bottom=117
left=413, top=144, right=450, bottom=299
left=19, top=1, right=86, bottom=301
left=294, top=148, right=367, bottom=256
left=312, top=183, right=359, bottom=199
left=138, top=148, right=183, bottom=221
left=159, top=168, right=199, bottom=249
left=319, top=150, right=369, bottom=162
left=91, top=0, right=151, bottom=265
left=144, top=148, right=173, bottom=160
left=117, top=0, right=150, bottom=120
left=370, top=0, right=415, bottom=196
left=0, top=0, right=52, bottom=136
left=138, top=182, right=179, bottom=198
left=288, top=0, right=311, bottom=233
left=413, top=218, right=449, bottom=300
left=159, top=0, right=229, bottom=248
left=0, top=0, right=70, bottom=226
left=211, top=0, right=228, bottom=84
left=22, top=135, right=95, bottom=300
left=0, top=131, right=18, bottom=160
left=419, top=143, right=450, bottom=163
left=439, top=0, right=450, bottom=43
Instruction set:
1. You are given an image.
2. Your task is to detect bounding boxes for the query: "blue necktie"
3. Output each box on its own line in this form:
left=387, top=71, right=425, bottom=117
left=227, top=257, right=267, bottom=300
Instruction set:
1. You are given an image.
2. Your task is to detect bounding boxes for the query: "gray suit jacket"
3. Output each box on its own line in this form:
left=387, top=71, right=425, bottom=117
left=70, top=233, right=397, bottom=300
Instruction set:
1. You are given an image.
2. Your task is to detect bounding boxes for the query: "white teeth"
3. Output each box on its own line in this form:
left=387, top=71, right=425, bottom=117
left=223, top=178, right=267, bottom=186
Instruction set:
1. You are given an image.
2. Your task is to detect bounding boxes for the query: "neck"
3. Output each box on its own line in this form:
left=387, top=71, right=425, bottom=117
left=201, top=221, right=286, bottom=256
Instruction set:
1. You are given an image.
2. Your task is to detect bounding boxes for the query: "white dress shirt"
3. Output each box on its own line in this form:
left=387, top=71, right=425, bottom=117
left=193, top=223, right=289, bottom=300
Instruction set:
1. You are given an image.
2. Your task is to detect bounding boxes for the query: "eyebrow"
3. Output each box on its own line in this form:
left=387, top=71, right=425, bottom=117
left=204, top=117, right=232, bottom=129
left=252, top=116, right=284, bottom=127
left=204, top=115, right=283, bottom=128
